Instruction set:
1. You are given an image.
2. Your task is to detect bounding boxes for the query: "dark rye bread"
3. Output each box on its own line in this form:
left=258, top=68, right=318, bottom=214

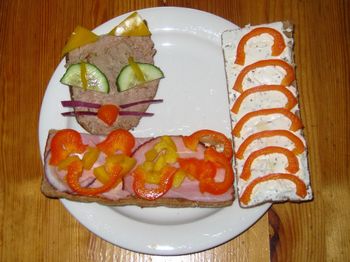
left=41, top=178, right=233, bottom=208
left=66, top=35, right=160, bottom=135
left=40, top=130, right=234, bottom=208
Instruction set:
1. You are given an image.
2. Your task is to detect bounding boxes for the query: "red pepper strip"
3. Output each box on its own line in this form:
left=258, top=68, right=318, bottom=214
left=231, top=85, right=297, bottom=114
left=233, top=59, right=295, bottom=93
left=66, top=159, right=123, bottom=196
left=177, top=157, right=217, bottom=181
left=240, top=146, right=299, bottom=181
left=240, top=173, right=308, bottom=205
left=182, top=129, right=233, bottom=160
left=235, top=27, right=286, bottom=65
left=96, top=129, right=135, bottom=156
left=236, top=130, right=305, bottom=159
left=200, top=148, right=234, bottom=195
left=133, top=166, right=177, bottom=200
left=97, top=104, right=120, bottom=126
left=49, top=129, right=87, bottom=166
left=232, top=108, right=303, bottom=137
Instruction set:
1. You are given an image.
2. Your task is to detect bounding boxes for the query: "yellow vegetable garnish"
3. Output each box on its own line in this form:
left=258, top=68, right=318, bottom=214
left=61, top=26, right=99, bottom=56
left=108, top=12, right=151, bottom=36
left=82, top=147, right=100, bottom=170
left=105, top=154, right=136, bottom=175
left=57, top=155, right=81, bottom=170
left=172, top=170, right=187, bottom=188
left=128, top=57, right=145, bottom=82
left=80, top=62, right=88, bottom=90
left=93, top=166, right=110, bottom=184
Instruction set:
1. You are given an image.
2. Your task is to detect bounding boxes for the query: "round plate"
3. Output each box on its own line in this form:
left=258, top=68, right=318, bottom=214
left=38, top=7, right=270, bottom=255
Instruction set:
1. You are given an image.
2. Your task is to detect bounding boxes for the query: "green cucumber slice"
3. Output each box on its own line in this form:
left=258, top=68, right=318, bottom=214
left=116, top=63, right=164, bottom=92
left=60, top=63, right=109, bottom=93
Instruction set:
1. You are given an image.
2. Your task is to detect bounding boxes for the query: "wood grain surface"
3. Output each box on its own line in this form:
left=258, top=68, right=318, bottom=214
left=0, top=0, right=349, bottom=261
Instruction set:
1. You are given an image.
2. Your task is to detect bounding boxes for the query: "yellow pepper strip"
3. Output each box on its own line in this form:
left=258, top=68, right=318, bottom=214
left=80, top=62, right=88, bottom=90
left=82, top=147, right=100, bottom=170
left=93, top=165, right=110, bottom=184
left=57, top=155, right=81, bottom=170
left=145, top=148, right=158, bottom=161
left=172, top=170, right=187, bottom=188
left=61, top=26, right=99, bottom=56
left=128, top=57, right=146, bottom=82
left=108, top=12, right=151, bottom=37
left=105, top=154, right=136, bottom=175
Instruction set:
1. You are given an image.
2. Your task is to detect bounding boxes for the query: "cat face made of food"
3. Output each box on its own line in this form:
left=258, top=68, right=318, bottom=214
left=60, top=35, right=164, bottom=135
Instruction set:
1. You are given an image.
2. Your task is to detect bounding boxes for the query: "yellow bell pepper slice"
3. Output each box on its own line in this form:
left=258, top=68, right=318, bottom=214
left=93, top=165, right=110, bottom=184
left=172, top=170, right=187, bottom=188
left=108, top=12, right=151, bottom=36
left=61, top=26, right=99, bottom=56
left=82, top=147, right=100, bottom=170
left=57, top=155, right=81, bottom=170
left=105, top=154, right=136, bottom=175
left=128, top=57, right=146, bottom=82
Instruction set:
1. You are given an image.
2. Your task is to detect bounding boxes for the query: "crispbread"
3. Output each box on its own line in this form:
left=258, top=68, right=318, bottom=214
left=222, top=21, right=313, bottom=207
left=41, top=129, right=234, bottom=208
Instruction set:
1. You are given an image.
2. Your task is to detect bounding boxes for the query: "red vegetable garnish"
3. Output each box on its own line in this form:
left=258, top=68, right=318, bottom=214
left=96, top=129, right=135, bottom=156
left=233, top=59, right=295, bottom=93
left=240, top=146, right=299, bottom=181
left=231, top=85, right=297, bottom=114
left=240, top=173, right=308, bottom=205
left=235, top=130, right=305, bottom=159
left=177, top=148, right=234, bottom=195
left=49, top=129, right=87, bottom=166
left=200, top=148, right=234, bottom=195
left=232, top=108, right=303, bottom=137
left=235, top=27, right=286, bottom=65
left=182, top=129, right=233, bottom=160
left=97, top=104, right=119, bottom=126
left=66, top=159, right=123, bottom=196
left=133, top=165, right=177, bottom=200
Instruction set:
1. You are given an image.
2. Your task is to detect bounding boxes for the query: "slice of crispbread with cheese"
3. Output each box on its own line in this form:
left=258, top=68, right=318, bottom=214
left=222, top=21, right=313, bottom=207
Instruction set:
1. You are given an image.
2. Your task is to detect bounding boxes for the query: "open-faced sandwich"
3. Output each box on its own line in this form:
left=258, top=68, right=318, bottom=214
left=222, top=21, right=313, bottom=207
left=41, top=129, right=235, bottom=208
left=60, top=12, right=164, bottom=135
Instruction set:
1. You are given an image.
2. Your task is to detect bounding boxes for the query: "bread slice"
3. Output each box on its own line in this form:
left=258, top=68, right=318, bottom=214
left=65, top=35, right=161, bottom=135
left=41, top=130, right=234, bottom=208
left=222, top=22, right=313, bottom=207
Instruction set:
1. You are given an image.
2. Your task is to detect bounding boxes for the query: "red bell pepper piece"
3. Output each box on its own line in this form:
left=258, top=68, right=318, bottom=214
left=232, top=108, right=303, bottom=137
left=97, top=104, right=119, bottom=126
left=182, top=129, right=233, bottom=160
left=233, top=59, right=295, bottom=93
left=177, top=157, right=217, bottom=181
left=231, top=85, right=297, bottom=114
left=49, top=129, right=87, bottom=166
left=240, top=146, right=299, bottom=181
left=235, top=129, right=305, bottom=159
left=66, top=159, right=123, bottom=196
left=96, top=129, right=135, bottom=156
left=240, top=173, right=308, bottom=205
left=235, top=27, right=286, bottom=65
left=200, top=148, right=234, bottom=195
left=177, top=148, right=234, bottom=195
left=133, top=166, right=177, bottom=200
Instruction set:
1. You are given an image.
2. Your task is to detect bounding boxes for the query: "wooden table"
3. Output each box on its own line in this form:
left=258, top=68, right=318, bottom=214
left=1, top=0, right=349, bottom=261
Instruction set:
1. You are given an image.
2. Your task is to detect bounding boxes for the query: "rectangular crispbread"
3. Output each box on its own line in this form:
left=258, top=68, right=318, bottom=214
left=222, top=22, right=313, bottom=207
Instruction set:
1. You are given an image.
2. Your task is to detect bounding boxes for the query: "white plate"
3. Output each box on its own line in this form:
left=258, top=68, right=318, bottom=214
left=38, top=7, right=270, bottom=255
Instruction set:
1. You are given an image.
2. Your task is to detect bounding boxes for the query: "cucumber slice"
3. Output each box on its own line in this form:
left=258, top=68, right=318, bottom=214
left=116, top=63, right=164, bottom=92
left=60, top=63, right=109, bottom=93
